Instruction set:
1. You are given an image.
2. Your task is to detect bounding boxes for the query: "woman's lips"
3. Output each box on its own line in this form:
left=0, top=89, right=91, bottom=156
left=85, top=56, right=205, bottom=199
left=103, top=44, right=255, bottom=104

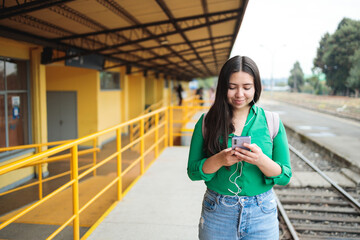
left=233, top=99, right=245, bottom=105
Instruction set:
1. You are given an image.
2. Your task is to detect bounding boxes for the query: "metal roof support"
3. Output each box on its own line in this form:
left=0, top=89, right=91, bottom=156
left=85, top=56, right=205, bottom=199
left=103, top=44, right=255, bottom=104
left=201, top=0, right=218, bottom=73
left=50, top=12, right=238, bottom=63
left=156, top=0, right=212, bottom=76
left=0, top=0, right=74, bottom=20
left=96, top=0, right=202, bottom=78
left=55, top=9, right=239, bottom=41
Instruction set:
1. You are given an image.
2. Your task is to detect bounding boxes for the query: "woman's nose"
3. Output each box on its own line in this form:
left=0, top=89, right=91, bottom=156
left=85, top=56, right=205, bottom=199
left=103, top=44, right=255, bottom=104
left=235, top=88, right=243, bottom=97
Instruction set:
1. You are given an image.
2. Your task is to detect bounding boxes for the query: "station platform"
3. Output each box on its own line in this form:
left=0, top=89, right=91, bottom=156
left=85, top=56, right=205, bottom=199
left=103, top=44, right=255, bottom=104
left=259, top=98, right=360, bottom=172
left=87, top=146, right=205, bottom=240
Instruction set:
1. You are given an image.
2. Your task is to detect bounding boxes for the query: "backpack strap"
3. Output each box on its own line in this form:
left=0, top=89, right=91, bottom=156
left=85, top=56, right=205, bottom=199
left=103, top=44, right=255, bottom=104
left=202, top=113, right=207, bottom=138
left=264, top=110, right=280, bottom=142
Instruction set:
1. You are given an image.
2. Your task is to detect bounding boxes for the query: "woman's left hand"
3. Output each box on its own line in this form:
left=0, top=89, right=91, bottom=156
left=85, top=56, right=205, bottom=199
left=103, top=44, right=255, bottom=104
left=234, top=143, right=264, bottom=166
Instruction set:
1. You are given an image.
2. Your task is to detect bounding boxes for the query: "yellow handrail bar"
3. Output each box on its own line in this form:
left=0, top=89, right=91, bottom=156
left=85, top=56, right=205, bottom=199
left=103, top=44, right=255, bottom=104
left=0, top=139, right=72, bottom=152
left=0, top=107, right=167, bottom=176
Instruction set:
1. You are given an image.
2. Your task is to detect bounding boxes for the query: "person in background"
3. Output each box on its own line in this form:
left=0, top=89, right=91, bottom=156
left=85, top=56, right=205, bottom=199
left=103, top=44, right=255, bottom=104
left=176, top=83, right=184, bottom=106
left=187, top=55, right=292, bottom=239
left=196, top=87, right=204, bottom=106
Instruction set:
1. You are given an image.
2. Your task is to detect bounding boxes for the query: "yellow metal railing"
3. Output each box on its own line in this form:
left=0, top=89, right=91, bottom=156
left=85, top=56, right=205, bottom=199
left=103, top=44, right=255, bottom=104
left=130, top=99, right=164, bottom=144
left=168, top=97, right=210, bottom=146
left=0, top=107, right=168, bottom=240
left=0, top=97, right=210, bottom=240
left=0, top=139, right=100, bottom=200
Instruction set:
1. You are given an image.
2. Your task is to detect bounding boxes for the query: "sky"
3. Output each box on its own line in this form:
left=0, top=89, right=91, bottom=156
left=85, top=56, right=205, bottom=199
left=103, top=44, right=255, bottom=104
left=230, top=0, right=360, bottom=80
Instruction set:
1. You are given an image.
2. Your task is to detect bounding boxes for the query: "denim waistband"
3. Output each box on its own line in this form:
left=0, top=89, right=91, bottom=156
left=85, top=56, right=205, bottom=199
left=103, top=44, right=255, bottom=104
left=206, top=188, right=274, bottom=205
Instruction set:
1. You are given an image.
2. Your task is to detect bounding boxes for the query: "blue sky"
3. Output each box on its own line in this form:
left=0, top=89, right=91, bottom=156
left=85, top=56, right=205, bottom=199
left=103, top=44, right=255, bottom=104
left=231, top=0, right=360, bottom=79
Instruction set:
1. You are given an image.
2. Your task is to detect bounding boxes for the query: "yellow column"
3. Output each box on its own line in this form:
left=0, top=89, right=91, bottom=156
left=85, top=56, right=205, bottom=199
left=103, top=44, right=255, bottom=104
left=30, top=47, right=48, bottom=177
left=122, top=74, right=129, bottom=136
left=122, top=74, right=129, bottom=123
left=116, top=128, right=122, bottom=201
left=71, top=145, right=80, bottom=240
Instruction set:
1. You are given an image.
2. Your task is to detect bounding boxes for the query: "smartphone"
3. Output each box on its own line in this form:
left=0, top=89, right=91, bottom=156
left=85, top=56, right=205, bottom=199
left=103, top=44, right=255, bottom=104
left=232, top=136, right=251, bottom=151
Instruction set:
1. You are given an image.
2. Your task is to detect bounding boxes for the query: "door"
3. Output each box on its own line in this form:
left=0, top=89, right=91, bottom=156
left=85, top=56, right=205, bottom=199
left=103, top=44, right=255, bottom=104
left=47, top=91, right=78, bottom=142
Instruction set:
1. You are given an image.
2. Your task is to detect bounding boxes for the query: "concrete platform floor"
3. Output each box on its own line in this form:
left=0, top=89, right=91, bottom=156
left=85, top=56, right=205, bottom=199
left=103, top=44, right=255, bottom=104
left=88, top=146, right=205, bottom=240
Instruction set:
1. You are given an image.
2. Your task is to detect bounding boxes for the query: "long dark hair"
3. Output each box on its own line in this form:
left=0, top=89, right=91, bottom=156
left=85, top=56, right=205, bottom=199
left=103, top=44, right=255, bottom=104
left=204, top=55, right=262, bottom=156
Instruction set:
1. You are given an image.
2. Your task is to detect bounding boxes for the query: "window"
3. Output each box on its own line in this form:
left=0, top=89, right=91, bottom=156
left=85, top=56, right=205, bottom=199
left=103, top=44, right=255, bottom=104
left=100, top=71, right=120, bottom=90
left=0, top=58, right=29, bottom=148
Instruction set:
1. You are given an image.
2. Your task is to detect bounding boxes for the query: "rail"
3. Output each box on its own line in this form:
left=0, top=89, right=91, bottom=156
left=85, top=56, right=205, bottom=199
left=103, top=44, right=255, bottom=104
left=129, top=99, right=164, bottom=143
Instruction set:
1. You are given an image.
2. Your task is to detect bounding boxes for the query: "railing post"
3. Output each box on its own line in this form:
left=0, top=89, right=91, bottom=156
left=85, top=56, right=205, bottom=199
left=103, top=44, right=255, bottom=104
left=140, top=119, right=145, bottom=174
left=169, top=107, right=173, bottom=146
left=71, top=145, right=80, bottom=240
left=165, top=108, right=168, bottom=148
left=183, top=102, right=188, bottom=127
left=93, top=138, right=97, bottom=177
left=116, top=128, right=122, bottom=201
left=130, top=124, right=134, bottom=143
left=155, top=113, right=159, bottom=158
left=37, top=146, right=43, bottom=200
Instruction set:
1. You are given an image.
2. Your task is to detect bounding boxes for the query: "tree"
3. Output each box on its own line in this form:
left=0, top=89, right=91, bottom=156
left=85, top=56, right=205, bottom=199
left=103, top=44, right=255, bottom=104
left=313, top=18, right=360, bottom=95
left=288, top=61, right=304, bottom=92
left=346, top=49, right=360, bottom=97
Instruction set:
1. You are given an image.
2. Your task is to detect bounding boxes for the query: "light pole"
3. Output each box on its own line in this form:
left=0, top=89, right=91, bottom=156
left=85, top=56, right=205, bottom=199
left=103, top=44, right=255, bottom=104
left=260, top=44, right=286, bottom=96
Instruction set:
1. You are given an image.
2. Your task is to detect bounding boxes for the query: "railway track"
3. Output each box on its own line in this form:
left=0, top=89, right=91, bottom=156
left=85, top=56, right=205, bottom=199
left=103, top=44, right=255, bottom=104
left=275, top=144, right=360, bottom=240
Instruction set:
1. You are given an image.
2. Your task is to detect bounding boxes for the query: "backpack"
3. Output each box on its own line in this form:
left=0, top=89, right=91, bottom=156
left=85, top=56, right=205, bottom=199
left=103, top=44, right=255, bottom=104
left=202, top=110, right=280, bottom=142
left=264, top=110, right=280, bottom=142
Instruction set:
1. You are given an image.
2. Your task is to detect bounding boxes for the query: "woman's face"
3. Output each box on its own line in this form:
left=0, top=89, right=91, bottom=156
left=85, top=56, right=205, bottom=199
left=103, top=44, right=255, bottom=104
left=227, top=71, right=255, bottom=111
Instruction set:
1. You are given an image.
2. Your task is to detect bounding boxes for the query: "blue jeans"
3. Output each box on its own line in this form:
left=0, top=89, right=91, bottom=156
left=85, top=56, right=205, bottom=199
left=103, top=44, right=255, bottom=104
left=199, top=188, right=279, bottom=240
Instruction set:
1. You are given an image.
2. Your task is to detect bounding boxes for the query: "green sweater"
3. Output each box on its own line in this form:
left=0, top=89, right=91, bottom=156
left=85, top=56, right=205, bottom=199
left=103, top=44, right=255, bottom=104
left=187, top=105, right=292, bottom=196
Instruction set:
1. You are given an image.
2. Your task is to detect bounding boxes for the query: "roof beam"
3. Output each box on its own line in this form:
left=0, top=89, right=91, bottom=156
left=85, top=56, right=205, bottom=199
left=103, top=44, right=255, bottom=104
left=110, top=34, right=233, bottom=55
left=229, top=0, right=249, bottom=59
left=55, top=8, right=239, bottom=41
left=0, top=0, right=74, bottom=20
left=201, top=0, right=219, bottom=73
left=50, top=11, right=238, bottom=62
left=96, top=0, right=202, bottom=77
left=107, top=46, right=231, bottom=70
left=48, top=4, right=198, bottom=76
left=155, top=0, right=212, bottom=76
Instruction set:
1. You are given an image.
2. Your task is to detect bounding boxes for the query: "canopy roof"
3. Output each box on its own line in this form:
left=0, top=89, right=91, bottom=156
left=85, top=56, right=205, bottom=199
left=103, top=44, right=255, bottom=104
left=0, top=0, right=248, bottom=80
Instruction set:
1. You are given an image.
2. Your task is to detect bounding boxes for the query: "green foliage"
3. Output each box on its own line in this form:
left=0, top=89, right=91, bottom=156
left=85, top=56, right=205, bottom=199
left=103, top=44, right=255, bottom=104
left=197, top=77, right=217, bottom=89
left=303, top=74, right=331, bottom=95
left=313, top=18, right=360, bottom=95
left=288, top=61, right=304, bottom=92
left=346, top=49, right=360, bottom=97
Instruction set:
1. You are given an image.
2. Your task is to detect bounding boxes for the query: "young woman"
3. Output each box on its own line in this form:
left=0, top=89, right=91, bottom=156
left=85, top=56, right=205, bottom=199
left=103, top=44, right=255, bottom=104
left=187, top=55, right=292, bottom=240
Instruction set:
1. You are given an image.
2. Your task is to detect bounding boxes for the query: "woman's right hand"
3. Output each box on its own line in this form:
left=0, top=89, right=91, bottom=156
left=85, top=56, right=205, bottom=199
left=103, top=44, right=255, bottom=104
left=202, top=148, right=241, bottom=174
left=218, top=148, right=242, bottom=167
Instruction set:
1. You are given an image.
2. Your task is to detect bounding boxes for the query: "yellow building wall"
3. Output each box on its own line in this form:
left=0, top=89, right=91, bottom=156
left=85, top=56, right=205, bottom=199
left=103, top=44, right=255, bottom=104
left=0, top=152, right=34, bottom=191
left=46, top=65, right=98, bottom=140
left=127, top=73, right=145, bottom=119
left=145, top=76, right=155, bottom=107
left=97, top=90, right=122, bottom=145
left=0, top=37, right=31, bottom=60
left=156, top=77, right=164, bottom=103
left=0, top=38, right=43, bottom=190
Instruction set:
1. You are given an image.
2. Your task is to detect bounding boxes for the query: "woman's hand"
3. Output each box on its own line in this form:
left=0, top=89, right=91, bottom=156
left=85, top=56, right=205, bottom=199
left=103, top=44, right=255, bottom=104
left=202, top=147, right=242, bottom=174
left=235, top=143, right=282, bottom=177
left=234, top=143, right=265, bottom=166
left=218, top=147, right=243, bottom=167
